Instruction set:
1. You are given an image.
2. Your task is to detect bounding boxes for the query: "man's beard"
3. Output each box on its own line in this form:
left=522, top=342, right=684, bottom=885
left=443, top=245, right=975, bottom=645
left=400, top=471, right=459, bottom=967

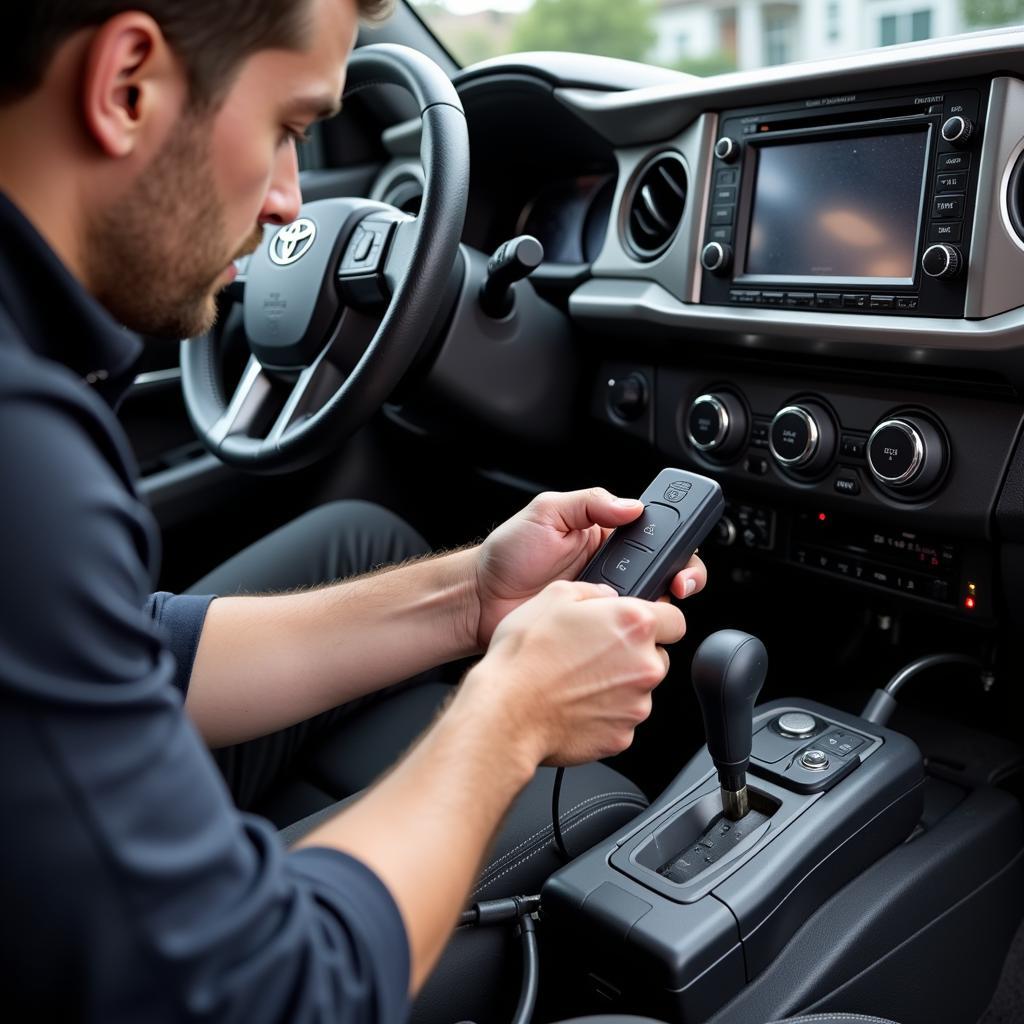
left=86, top=118, right=263, bottom=340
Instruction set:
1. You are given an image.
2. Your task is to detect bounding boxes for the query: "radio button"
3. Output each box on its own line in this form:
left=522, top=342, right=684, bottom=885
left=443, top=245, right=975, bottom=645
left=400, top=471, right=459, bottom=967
left=761, top=291, right=785, bottom=305
left=928, top=222, right=962, bottom=243
left=784, top=292, right=814, bottom=307
left=896, top=296, right=920, bottom=310
left=711, top=205, right=735, bottom=225
left=941, top=115, right=974, bottom=147
left=815, top=292, right=842, bottom=308
left=933, top=196, right=964, bottom=219
left=840, top=435, right=866, bottom=459
left=938, top=151, right=970, bottom=171
left=713, top=185, right=737, bottom=203
left=714, top=136, right=740, bottom=162
left=936, top=171, right=967, bottom=192
left=869, top=295, right=895, bottom=309
left=842, top=294, right=868, bottom=309
left=709, top=225, right=733, bottom=245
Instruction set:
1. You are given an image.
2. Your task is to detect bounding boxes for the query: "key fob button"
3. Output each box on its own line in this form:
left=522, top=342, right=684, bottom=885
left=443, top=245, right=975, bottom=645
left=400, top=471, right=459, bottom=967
left=601, top=541, right=656, bottom=591
left=620, top=503, right=680, bottom=552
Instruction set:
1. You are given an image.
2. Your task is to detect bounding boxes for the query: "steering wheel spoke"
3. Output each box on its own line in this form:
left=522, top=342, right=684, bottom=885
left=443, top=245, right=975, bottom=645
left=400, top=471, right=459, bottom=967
left=208, top=357, right=273, bottom=447
left=266, top=345, right=345, bottom=445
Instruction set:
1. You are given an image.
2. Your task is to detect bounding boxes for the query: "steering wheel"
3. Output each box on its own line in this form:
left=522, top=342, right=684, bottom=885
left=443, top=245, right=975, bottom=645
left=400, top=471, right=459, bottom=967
left=181, top=44, right=469, bottom=473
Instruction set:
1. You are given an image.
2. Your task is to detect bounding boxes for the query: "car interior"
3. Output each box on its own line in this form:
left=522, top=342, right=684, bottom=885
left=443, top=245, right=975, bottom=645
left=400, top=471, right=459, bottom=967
left=124, top=4, right=1024, bottom=1024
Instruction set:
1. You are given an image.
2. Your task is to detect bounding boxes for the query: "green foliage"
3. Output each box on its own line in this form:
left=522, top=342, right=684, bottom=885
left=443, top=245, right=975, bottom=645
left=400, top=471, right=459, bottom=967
left=510, top=0, right=657, bottom=63
left=961, top=0, right=1024, bottom=26
left=672, top=51, right=737, bottom=77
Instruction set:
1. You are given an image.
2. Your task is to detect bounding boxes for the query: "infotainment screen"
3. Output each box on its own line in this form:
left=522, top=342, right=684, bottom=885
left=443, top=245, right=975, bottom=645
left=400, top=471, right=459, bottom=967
left=744, top=130, right=929, bottom=285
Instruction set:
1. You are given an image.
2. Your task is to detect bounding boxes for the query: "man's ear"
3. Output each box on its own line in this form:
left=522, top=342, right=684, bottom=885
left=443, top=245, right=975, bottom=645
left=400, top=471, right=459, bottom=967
left=80, top=12, right=186, bottom=159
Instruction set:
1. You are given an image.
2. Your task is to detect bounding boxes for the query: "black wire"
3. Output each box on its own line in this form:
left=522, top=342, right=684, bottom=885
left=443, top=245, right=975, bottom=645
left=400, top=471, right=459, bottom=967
left=510, top=914, right=539, bottom=1024
left=550, top=766, right=570, bottom=862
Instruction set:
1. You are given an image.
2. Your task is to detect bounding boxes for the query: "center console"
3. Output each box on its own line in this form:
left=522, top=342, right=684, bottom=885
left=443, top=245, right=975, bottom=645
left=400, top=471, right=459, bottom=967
left=699, top=78, right=989, bottom=319
left=541, top=632, right=924, bottom=1022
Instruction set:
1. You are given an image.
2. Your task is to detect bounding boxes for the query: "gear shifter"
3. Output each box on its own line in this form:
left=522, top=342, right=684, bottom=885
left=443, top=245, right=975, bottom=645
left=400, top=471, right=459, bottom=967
left=691, top=630, right=768, bottom=820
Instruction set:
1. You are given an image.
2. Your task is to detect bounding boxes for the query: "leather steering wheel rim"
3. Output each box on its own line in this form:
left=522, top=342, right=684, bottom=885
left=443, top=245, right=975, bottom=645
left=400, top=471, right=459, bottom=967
left=180, top=43, right=469, bottom=473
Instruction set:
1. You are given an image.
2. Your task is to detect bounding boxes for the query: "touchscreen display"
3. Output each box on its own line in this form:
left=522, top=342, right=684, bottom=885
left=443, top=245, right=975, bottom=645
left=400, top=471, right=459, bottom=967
left=744, top=130, right=929, bottom=283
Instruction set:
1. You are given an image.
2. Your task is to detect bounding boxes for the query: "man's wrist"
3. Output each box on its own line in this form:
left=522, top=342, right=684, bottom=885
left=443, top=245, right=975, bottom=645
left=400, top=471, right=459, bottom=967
left=442, top=546, right=485, bottom=658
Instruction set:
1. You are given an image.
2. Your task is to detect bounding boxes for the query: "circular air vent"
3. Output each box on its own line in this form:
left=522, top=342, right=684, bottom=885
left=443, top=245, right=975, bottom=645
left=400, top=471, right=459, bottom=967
left=1006, top=148, right=1024, bottom=246
left=625, top=152, right=688, bottom=260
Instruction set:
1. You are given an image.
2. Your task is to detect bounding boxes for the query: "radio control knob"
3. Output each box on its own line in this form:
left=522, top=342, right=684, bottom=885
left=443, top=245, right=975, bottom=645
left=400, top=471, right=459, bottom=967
left=867, top=416, right=946, bottom=494
left=686, top=391, right=748, bottom=458
left=941, top=116, right=974, bottom=147
left=701, top=241, right=732, bottom=274
left=921, top=243, right=963, bottom=279
left=714, top=136, right=739, bottom=162
left=769, top=402, right=837, bottom=475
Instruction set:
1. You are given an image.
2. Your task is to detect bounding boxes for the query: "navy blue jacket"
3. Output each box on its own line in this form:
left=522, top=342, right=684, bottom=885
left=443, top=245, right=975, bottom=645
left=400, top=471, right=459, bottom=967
left=0, top=193, right=409, bottom=1022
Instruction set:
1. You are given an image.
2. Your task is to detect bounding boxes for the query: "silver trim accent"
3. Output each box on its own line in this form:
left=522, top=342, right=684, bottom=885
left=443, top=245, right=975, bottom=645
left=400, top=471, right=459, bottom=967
left=941, top=115, right=969, bottom=143
left=867, top=418, right=925, bottom=486
left=800, top=749, right=830, bottom=772
left=132, top=367, right=182, bottom=388
left=687, top=393, right=729, bottom=450
left=721, top=785, right=749, bottom=820
left=777, top=712, right=817, bottom=738
left=769, top=405, right=819, bottom=467
left=713, top=136, right=736, bottom=162
left=622, top=150, right=689, bottom=258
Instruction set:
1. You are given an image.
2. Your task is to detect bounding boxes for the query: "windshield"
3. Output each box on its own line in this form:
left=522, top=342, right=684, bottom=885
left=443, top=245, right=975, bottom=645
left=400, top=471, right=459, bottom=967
left=409, top=0, right=1024, bottom=75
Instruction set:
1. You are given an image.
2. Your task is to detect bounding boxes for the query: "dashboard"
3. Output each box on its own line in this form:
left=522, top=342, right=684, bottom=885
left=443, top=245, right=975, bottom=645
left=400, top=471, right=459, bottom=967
left=370, top=28, right=1024, bottom=634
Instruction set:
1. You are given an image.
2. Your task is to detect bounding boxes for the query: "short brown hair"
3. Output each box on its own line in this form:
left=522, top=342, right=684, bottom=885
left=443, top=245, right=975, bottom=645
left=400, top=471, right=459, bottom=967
left=1, top=0, right=393, bottom=108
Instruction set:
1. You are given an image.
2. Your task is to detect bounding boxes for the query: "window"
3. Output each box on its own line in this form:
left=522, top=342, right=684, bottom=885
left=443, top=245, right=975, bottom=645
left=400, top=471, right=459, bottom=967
left=879, top=13, right=899, bottom=45
left=826, top=0, right=841, bottom=41
left=879, top=8, right=935, bottom=46
left=763, top=8, right=798, bottom=66
left=911, top=9, right=933, bottom=39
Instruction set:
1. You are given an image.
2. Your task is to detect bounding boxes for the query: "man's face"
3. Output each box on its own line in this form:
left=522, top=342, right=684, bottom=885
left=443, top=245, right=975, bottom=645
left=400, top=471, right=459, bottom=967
left=88, top=0, right=356, bottom=340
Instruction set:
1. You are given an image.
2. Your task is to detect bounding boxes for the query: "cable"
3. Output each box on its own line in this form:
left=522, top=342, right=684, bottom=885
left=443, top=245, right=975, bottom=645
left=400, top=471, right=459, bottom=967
left=550, top=766, right=570, bottom=862
left=510, top=913, right=539, bottom=1024
left=861, top=652, right=988, bottom=725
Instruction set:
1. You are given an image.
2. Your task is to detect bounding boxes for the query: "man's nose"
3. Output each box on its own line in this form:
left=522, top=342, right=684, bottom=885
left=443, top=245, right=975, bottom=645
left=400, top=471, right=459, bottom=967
left=259, top=143, right=303, bottom=227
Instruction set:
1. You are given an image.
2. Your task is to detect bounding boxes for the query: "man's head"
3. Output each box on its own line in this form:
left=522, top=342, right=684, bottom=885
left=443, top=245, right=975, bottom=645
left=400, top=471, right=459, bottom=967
left=0, top=0, right=391, bottom=338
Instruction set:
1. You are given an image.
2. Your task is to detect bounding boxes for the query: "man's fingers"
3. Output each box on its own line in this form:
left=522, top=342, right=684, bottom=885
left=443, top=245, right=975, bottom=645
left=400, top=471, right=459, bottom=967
left=533, top=487, right=643, bottom=533
left=669, top=553, right=708, bottom=600
left=652, top=601, right=686, bottom=645
left=545, top=579, right=619, bottom=602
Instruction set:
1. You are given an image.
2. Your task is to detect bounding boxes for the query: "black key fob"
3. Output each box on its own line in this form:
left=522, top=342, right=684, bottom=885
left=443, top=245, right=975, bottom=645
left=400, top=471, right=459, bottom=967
left=577, top=469, right=724, bottom=599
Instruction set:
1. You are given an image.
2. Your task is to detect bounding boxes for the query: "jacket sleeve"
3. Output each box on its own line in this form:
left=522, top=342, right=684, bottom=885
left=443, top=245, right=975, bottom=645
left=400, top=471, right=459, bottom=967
left=0, top=388, right=410, bottom=1024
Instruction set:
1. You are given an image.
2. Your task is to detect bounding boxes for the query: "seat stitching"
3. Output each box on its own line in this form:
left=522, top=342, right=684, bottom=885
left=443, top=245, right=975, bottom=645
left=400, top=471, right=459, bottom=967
left=479, top=791, right=644, bottom=874
left=471, top=801, right=645, bottom=897
left=765, top=1016, right=899, bottom=1023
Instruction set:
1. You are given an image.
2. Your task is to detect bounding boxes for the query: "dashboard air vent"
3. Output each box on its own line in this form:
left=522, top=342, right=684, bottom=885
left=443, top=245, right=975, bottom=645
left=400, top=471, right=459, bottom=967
left=1007, top=150, right=1024, bottom=246
left=625, top=153, right=688, bottom=260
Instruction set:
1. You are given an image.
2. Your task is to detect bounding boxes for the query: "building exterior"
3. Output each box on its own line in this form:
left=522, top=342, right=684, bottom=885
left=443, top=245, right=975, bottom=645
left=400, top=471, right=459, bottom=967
left=650, top=0, right=968, bottom=72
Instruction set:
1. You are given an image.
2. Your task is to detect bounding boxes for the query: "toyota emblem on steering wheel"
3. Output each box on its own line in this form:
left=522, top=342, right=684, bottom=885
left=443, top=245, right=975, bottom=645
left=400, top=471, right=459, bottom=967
left=269, top=218, right=317, bottom=266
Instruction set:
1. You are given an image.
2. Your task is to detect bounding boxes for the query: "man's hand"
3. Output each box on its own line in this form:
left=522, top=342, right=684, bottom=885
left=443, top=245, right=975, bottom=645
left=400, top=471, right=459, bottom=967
left=471, top=487, right=707, bottom=649
left=460, top=578, right=687, bottom=765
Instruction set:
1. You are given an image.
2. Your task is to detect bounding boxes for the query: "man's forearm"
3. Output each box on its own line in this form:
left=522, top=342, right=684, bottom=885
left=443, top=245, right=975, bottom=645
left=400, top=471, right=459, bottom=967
left=185, top=547, right=482, bottom=747
left=294, top=681, right=538, bottom=994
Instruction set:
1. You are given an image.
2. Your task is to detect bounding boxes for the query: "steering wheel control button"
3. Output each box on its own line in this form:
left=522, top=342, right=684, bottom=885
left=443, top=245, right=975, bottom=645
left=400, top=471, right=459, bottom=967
left=777, top=712, right=818, bottom=738
left=662, top=480, right=692, bottom=503
left=601, top=541, right=655, bottom=590
left=921, top=243, right=963, bottom=279
left=621, top=503, right=680, bottom=552
left=819, top=730, right=868, bottom=757
left=800, top=749, right=830, bottom=772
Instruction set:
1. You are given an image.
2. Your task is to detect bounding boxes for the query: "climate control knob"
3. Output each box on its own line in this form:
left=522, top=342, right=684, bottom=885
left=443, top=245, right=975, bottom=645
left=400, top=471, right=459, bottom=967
left=686, top=391, right=748, bottom=459
left=921, top=243, right=962, bottom=279
left=941, top=115, right=974, bottom=147
left=701, top=241, right=732, bottom=274
left=769, top=402, right=837, bottom=475
left=714, top=136, right=739, bottom=162
left=867, top=416, right=946, bottom=494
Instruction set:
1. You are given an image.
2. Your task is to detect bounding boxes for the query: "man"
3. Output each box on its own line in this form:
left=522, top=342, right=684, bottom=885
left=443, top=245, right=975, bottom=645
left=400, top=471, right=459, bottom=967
left=0, top=1, right=707, bottom=1021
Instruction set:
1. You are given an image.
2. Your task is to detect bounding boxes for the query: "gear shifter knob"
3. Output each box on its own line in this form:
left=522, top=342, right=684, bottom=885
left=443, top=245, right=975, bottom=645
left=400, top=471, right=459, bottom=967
left=692, top=630, right=768, bottom=819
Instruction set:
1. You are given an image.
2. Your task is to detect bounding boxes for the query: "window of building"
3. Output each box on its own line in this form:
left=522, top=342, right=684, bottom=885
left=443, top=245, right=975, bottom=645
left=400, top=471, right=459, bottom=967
left=763, top=8, right=797, bottom=65
left=826, top=0, right=841, bottom=41
left=879, top=8, right=935, bottom=46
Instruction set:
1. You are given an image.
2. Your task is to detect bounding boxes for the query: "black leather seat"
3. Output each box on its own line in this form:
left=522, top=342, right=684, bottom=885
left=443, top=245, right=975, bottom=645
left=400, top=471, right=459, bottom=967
left=555, top=1016, right=900, bottom=1024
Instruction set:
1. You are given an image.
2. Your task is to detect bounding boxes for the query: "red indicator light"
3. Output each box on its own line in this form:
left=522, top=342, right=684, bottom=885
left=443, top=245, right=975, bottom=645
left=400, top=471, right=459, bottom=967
left=818, top=513, right=827, bottom=522
left=965, top=596, right=976, bottom=610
